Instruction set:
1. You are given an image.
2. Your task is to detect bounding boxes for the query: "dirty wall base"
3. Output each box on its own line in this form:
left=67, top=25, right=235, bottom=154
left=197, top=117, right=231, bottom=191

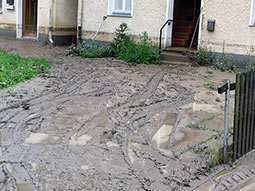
left=0, top=28, right=16, bottom=38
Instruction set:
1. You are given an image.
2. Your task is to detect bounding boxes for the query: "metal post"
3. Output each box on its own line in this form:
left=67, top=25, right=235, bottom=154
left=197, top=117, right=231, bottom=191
left=224, top=80, right=231, bottom=163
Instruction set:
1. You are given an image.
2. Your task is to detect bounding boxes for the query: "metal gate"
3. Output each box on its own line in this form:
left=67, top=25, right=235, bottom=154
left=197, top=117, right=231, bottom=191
left=233, top=72, right=255, bottom=161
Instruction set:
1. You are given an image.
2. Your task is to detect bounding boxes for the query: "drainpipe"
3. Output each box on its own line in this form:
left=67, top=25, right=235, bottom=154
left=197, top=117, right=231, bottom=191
left=77, top=0, right=83, bottom=45
left=249, top=0, right=255, bottom=26
left=49, top=0, right=54, bottom=44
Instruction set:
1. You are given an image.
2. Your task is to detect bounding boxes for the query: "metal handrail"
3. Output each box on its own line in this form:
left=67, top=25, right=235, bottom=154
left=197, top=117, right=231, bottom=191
left=159, top=19, right=173, bottom=53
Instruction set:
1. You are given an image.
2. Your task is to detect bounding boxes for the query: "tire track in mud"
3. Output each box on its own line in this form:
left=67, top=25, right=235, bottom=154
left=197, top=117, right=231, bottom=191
left=0, top=59, right=195, bottom=190
left=101, top=70, right=194, bottom=190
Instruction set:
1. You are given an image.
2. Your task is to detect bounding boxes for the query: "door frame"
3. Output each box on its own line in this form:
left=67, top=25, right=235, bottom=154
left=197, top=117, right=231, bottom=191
left=16, top=0, right=23, bottom=38
left=16, top=0, right=39, bottom=39
left=165, top=0, right=174, bottom=47
left=165, top=0, right=203, bottom=48
left=197, top=0, right=204, bottom=49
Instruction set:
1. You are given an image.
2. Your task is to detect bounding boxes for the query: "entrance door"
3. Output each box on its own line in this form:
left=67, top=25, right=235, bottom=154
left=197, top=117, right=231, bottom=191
left=22, top=0, right=38, bottom=38
left=172, top=0, right=201, bottom=47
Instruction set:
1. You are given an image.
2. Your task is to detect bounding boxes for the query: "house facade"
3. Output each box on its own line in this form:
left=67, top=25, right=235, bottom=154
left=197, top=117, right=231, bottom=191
left=0, top=0, right=255, bottom=58
left=201, top=0, right=255, bottom=57
left=79, top=0, right=169, bottom=45
left=0, top=0, right=77, bottom=45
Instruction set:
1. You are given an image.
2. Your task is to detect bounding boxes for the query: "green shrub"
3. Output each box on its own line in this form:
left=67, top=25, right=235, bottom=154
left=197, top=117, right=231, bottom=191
left=193, top=48, right=237, bottom=72
left=193, top=48, right=213, bottom=66
left=244, top=54, right=255, bottom=72
left=109, top=23, right=131, bottom=57
left=117, top=32, right=160, bottom=64
left=213, top=55, right=237, bottom=72
left=69, top=23, right=160, bottom=65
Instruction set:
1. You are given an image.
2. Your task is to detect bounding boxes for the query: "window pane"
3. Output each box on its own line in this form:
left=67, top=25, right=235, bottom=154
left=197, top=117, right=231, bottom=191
left=0, top=0, right=2, bottom=9
left=115, top=0, right=123, bottom=10
left=125, top=0, right=131, bottom=11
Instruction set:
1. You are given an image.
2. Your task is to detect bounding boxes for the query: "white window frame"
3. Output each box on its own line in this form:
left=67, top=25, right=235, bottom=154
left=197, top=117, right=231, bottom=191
left=250, top=0, right=255, bottom=26
left=108, top=0, right=133, bottom=17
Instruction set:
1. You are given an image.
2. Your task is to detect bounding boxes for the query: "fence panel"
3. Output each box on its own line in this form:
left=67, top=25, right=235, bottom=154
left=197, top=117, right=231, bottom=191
left=233, top=71, right=255, bottom=161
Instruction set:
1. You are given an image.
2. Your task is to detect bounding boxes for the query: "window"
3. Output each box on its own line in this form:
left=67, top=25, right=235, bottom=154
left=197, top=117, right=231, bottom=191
left=0, top=0, right=2, bottom=10
left=108, top=0, right=132, bottom=17
left=250, top=0, right=255, bottom=26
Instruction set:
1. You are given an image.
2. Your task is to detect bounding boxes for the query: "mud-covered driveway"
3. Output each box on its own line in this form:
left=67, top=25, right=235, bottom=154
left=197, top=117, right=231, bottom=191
left=0, top=37, right=236, bottom=191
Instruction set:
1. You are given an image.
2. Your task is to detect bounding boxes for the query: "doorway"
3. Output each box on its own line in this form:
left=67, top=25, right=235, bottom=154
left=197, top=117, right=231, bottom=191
left=22, top=0, right=38, bottom=38
left=171, top=0, right=201, bottom=47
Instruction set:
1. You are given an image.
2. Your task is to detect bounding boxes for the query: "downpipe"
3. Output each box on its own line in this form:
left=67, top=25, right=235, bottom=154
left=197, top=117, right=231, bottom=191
left=77, top=0, right=83, bottom=45
left=49, top=0, right=54, bottom=44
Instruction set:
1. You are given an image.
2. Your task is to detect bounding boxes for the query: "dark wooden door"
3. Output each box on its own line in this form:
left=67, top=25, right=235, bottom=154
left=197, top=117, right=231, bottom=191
left=22, top=0, right=38, bottom=37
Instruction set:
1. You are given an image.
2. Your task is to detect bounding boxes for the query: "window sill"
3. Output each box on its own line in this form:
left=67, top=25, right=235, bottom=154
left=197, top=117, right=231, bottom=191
left=108, top=13, right=132, bottom=18
left=249, top=24, right=255, bottom=27
left=0, top=10, right=2, bottom=14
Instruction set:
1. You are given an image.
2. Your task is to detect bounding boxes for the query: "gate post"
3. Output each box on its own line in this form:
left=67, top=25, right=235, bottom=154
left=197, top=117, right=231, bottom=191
left=223, top=80, right=231, bottom=163
left=218, top=80, right=234, bottom=163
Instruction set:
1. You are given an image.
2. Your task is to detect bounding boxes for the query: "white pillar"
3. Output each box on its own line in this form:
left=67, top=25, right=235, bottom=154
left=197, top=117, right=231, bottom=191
left=249, top=0, right=255, bottom=26
left=165, top=0, right=174, bottom=47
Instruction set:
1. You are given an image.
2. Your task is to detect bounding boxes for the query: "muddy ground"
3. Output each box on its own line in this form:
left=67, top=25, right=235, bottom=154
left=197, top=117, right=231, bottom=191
left=0, top=37, right=246, bottom=191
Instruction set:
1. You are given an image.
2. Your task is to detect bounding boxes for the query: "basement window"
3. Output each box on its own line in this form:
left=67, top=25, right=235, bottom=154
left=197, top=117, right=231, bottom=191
left=250, top=0, right=255, bottom=26
left=108, top=0, right=132, bottom=17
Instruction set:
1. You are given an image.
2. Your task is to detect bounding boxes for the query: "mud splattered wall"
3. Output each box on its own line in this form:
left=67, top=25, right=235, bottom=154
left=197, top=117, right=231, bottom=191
left=200, top=0, right=255, bottom=56
left=81, top=0, right=167, bottom=43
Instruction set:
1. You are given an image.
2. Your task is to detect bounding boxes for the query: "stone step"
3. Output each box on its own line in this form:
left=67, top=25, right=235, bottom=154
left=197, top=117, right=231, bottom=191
left=176, top=9, right=193, bottom=15
left=174, top=20, right=195, bottom=27
left=159, top=60, right=192, bottom=66
left=160, top=51, right=192, bottom=63
left=173, top=26, right=193, bottom=34
left=174, top=15, right=193, bottom=21
left=172, top=38, right=188, bottom=46
left=172, top=32, right=190, bottom=40
left=164, top=47, right=194, bottom=53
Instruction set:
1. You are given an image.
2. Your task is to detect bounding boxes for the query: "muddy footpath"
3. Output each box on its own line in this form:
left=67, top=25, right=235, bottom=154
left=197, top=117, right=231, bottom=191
left=1, top=37, right=254, bottom=191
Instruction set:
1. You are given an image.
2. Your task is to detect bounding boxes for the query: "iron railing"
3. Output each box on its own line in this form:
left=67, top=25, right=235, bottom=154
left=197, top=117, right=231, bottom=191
left=159, top=19, right=173, bottom=53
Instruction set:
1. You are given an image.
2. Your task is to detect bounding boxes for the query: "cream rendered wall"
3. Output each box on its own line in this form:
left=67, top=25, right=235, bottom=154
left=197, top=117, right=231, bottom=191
left=0, top=0, right=17, bottom=30
left=38, top=0, right=51, bottom=35
left=55, top=0, right=77, bottom=28
left=200, top=0, right=255, bottom=56
left=82, top=0, right=167, bottom=43
left=54, top=0, right=77, bottom=36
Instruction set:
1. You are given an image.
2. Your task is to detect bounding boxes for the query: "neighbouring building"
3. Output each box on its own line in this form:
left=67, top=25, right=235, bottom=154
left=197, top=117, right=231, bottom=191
left=0, top=0, right=77, bottom=45
left=0, top=0, right=255, bottom=59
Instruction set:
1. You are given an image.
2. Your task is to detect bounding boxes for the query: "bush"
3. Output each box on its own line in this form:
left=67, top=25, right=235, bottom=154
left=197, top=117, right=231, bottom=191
left=213, top=54, right=237, bottom=72
left=69, top=23, right=160, bottom=65
left=244, top=54, right=255, bottom=72
left=193, top=48, right=213, bottom=66
left=193, top=48, right=237, bottom=72
left=117, top=32, right=160, bottom=64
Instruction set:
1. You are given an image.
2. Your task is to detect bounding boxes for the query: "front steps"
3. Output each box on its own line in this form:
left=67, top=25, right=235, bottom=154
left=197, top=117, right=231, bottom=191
left=160, top=47, right=193, bottom=66
left=172, top=0, right=197, bottom=47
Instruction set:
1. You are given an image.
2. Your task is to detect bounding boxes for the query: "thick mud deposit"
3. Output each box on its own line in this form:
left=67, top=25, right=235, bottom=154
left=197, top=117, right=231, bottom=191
left=0, top=37, right=238, bottom=191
